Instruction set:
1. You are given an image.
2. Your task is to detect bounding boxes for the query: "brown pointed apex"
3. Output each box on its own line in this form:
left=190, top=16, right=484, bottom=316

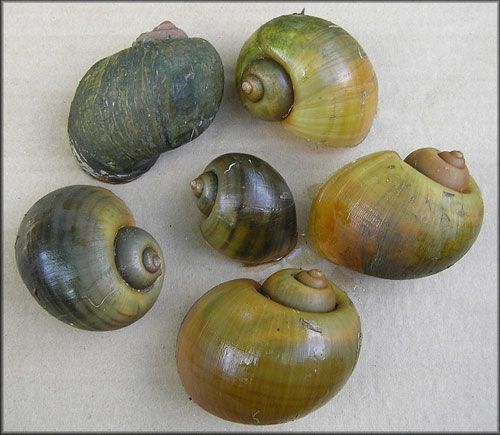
left=404, top=148, right=470, bottom=193
left=143, top=247, right=161, bottom=273
left=438, top=150, right=466, bottom=169
left=295, top=269, right=329, bottom=289
left=134, top=21, right=188, bottom=45
left=191, top=177, right=204, bottom=198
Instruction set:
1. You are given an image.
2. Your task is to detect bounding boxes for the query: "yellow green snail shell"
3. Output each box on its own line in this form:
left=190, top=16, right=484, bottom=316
left=236, top=12, right=378, bottom=147
left=15, top=185, right=165, bottom=331
left=190, top=153, right=298, bottom=265
left=176, top=268, right=362, bottom=425
left=309, top=148, right=484, bottom=279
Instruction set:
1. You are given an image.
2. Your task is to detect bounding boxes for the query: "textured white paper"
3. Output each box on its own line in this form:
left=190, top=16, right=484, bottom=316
left=2, top=2, right=498, bottom=431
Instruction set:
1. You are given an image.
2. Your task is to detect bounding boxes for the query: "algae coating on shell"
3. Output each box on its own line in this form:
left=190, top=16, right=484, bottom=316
left=68, top=25, right=224, bottom=183
left=236, top=13, right=378, bottom=147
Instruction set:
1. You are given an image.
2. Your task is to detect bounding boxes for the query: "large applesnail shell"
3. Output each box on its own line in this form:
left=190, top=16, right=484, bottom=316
left=176, top=268, right=361, bottom=425
left=192, top=153, right=297, bottom=265
left=68, top=25, right=224, bottom=183
left=15, top=185, right=164, bottom=330
left=309, top=150, right=484, bottom=279
left=236, top=13, right=378, bottom=147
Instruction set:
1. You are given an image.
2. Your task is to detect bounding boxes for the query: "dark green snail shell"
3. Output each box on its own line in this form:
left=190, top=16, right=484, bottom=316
left=15, top=185, right=164, bottom=331
left=68, top=36, right=224, bottom=183
left=192, top=153, right=298, bottom=264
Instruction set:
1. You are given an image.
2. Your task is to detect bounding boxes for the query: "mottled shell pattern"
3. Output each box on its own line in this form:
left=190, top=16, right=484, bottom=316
left=68, top=22, right=224, bottom=183
left=309, top=149, right=484, bottom=279
left=236, top=13, right=378, bottom=147
left=191, top=153, right=297, bottom=265
left=176, top=268, right=362, bottom=425
left=15, top=185, right=165, bottom=330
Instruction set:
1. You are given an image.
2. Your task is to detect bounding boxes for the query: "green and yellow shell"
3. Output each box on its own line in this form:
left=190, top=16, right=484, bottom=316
left=309, top=148, right=484, bottom=279
left=236, top=12, right=378, bottom=147
left=176, top=268, right=362, bottom=425
left=68, top=21, right=224, bottom=183
left=15, top=185, right=165, bottom=331
left=190, top=153, right=297, bottom=265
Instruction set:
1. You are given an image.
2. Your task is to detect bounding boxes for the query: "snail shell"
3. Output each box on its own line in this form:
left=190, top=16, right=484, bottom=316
left=15, top=185, right=165, bottom=330
left=176, top=268, right=361, bottom=425
left=236, top=12, right=378, bottom=147
left=309, top=148, right=484, bottom=279
left=190, top=153, right=297, bottom=265
left=68, top=21, right=224, bottom=183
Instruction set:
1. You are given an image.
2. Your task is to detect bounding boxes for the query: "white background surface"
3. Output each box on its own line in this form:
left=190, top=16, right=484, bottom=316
left=2, top=2, right=498, bottom=432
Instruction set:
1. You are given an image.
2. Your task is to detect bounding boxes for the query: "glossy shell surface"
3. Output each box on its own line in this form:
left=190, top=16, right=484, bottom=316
left=309, top=150, right=484, bottom=279
left=15, top=185, right=164, bottom=330
left=176, top=269, right=361, bottom=424
left=236, top=13, right=378, bottom=147
left=194, top=153, right=297, bottom=264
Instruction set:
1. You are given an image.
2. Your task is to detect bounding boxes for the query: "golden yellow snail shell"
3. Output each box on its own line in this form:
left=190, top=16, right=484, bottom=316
left=309, top=148, right=484, bottom=279
left=176, top=268, right=361, bottom=425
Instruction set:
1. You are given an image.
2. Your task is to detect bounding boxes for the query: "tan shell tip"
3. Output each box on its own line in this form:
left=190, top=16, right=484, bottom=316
left=241, top=81, right=253, bottom=94
left=135, top=20, right=188, bottom=45
left=295, top=269, right=328, bottom=289
left=190, top=177, right=204, bottom=198
left=438, top=150, right=466, bottom=169
left=143, top=247, right=161, bottom=273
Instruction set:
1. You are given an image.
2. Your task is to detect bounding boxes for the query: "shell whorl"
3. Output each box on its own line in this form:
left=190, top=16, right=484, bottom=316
left=134, top=21, right=188, bottom=45
left=261, top=268, right=337, bottom=313
left=236, top=13, right=378, bottom=146
left=176, top=267, right=361, bottom=424
left=191, top=171, right=218, bottom=216
left=114, top=226, right=164, bottom=290
left=14, top=185, right=164, bottom=331
left=404, top=148, right=470, bottom=193
left=239, top=58, right=294, bottom=120
left=191, top=153, right=297, bottom=264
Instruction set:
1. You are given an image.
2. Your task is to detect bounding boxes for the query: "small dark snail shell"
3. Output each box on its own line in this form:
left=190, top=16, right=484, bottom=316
left=68, top=21, right=224, bottom=183
left=236, top=12, right=378, bottom=147
left=176, top=268, right=361, bottom=425
left=309, top=148, right=484, bottom=279
left=190, top=153, right=297, bottom=265
left=15, top=185, right=165, bottom=331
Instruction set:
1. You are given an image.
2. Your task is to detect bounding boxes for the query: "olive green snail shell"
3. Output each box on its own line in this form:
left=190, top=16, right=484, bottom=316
left=236, top=12, right=378, bottom=147
left=68, top=21, right=224, bottom=183
left=15, top=185, right=165, bottom=331
left=176, top=268, right=362, bottom=425
left=191, top=153, right=298, bottom=265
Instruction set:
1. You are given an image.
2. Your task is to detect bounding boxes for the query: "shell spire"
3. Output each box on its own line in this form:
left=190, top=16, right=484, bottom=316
left=261, top=268, right=336, bottom=312
left=114, top=226, right=164, bottom=290
left=134, top=21, right=188, bottom=45
left=404, top=148, right=470, bottom=192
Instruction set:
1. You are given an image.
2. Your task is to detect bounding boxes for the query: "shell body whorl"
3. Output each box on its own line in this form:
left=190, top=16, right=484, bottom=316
left=309, top=150, right=484, bottom=279
left=176, top=268, right=361, bottom=425
left=69, top=27, right=224, bottom=183
left=236, top=13, right=378, bottom=147
left=15, top=185, right=164, bottom=330
left=192, top=153, right=297, bottom=265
